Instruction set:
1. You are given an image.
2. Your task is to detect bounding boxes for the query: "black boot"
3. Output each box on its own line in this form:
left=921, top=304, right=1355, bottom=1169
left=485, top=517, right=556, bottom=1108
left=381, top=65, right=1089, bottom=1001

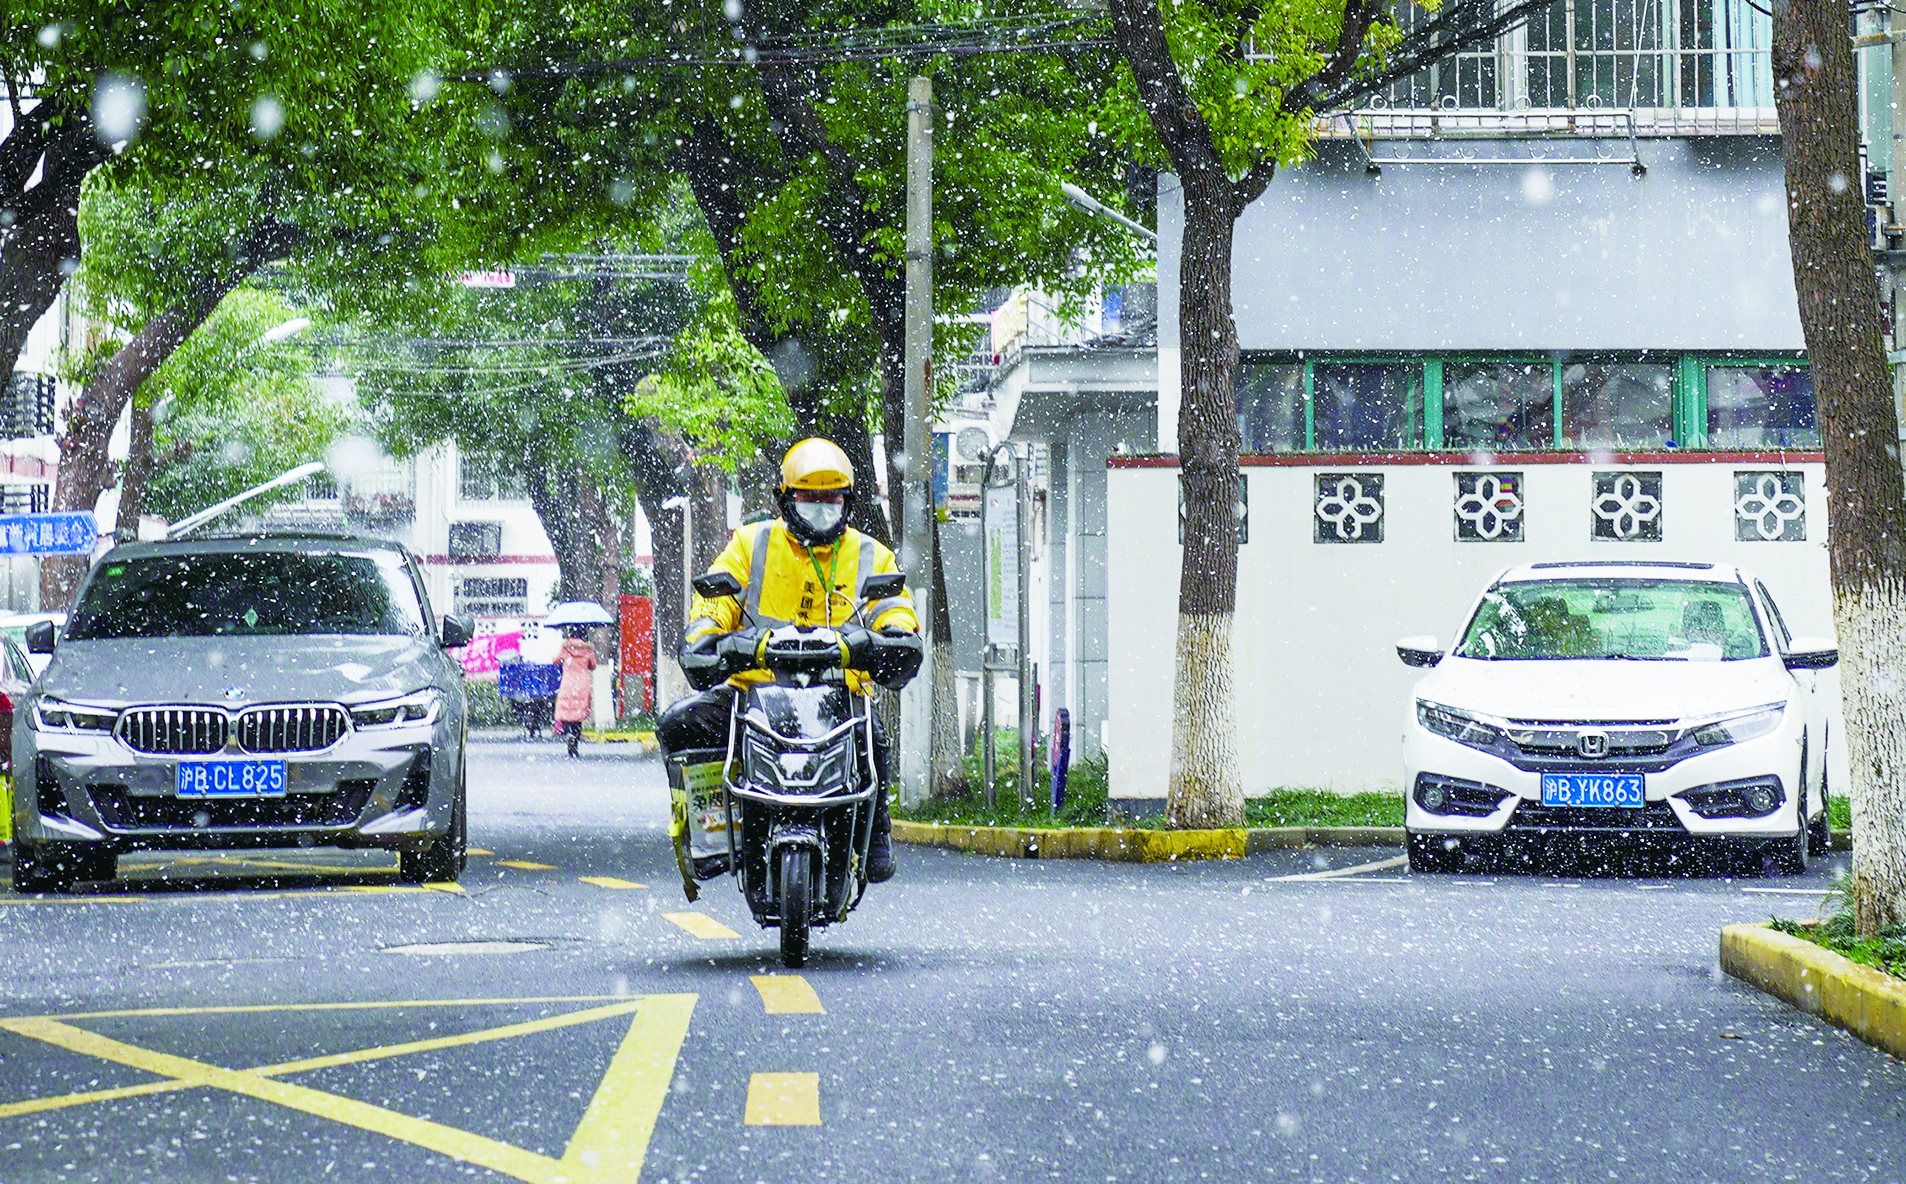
left=866, top=789, right=895, bottom=883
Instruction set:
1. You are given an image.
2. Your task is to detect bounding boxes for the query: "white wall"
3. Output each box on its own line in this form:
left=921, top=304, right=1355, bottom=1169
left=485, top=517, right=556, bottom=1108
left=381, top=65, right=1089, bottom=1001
left=1107, top=456, right=1839, bottom=800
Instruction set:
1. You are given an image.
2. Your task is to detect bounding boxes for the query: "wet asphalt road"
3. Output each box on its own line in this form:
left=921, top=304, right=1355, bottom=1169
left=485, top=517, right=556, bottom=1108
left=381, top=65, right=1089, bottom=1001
left=0, top=736, right=1900, bottom=1183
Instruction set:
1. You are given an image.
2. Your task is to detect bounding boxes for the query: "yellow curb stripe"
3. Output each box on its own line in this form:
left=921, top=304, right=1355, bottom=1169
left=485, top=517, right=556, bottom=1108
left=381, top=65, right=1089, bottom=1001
left=1721, top=922, right=1906, bottom=1061
left=743, top=1072, right=821, bottom=1126
left=1270, top=854, right=1411, bottom=882
left=578, top=876, right=647, bottom=890
left=497, top=860, right=557, bottom=870
left=557, top=994, right=697, bottom=1181
left=749, top=975, right=824, bottom=1015
left=0, top=1018, right=561, bottom=1183
left=661, top=912, right=741, bottom=939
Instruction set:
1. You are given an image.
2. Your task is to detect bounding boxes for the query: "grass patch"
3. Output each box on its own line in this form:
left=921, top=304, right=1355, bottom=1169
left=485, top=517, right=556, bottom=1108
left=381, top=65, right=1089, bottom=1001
left=1831, top=793, right=1851, bottom=835
left=1245, top=789, right=1404, bottom=829
left=1770, top=896, right=1906, bottom=981
left=894, top=738, right=1403, bottom=831
left=463, top=679, right=516, bottom=728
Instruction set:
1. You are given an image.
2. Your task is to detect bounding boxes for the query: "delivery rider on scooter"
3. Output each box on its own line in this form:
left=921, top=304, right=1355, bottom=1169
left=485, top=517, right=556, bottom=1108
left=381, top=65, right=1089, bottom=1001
left=657, top=437, right=920, bottom=882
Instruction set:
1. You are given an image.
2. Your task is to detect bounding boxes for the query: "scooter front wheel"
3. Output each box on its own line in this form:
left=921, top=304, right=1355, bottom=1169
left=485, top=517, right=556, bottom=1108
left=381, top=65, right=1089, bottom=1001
left=779, top=847, right=811, bottom=969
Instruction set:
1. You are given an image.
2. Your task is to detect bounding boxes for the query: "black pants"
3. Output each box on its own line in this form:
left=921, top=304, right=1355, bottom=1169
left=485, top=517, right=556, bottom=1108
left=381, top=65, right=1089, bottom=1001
left=658, top=685, right=893, bottom=788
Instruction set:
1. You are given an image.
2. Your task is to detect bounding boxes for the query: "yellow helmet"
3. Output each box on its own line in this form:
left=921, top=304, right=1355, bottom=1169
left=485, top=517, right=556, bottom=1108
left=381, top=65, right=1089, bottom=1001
left=780, top=438, right=855, bottom=492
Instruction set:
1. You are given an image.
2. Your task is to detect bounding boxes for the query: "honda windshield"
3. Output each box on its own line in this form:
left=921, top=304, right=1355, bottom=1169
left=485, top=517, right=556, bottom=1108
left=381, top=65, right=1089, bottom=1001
left=66, top=551, right=428, bottom=640
left=1454, top=578, right=1768, bottom=661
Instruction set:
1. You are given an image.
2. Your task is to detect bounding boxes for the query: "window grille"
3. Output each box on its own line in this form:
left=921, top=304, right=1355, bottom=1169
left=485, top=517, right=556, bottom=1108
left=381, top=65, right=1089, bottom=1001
left=0, top=373, right=56, bottom=439
left=459, top=453, right=526, bottom=501
left=448, top=521, right=503, bottom=559
left=0, top=484, right=48, bottom=514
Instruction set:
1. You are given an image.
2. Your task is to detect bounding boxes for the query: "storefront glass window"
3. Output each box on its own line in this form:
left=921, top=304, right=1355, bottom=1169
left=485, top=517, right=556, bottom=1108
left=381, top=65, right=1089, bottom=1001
left=1443, top=362, right=1555, bottom=449
left=1313, top=363, right=1422, bottom=450
left=1560, top=362, right=1673, bottom=447
left=1705, top=366, right=1818, bottom=448
left=1236, top=363, right=1306, bottom=452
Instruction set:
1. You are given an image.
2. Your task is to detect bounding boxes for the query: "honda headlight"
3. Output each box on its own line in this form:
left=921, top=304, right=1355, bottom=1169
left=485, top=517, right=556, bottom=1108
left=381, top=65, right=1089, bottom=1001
left=1687, top=702, right=1786, bottom=750
left=33, top=698, right=117, bottom=733
left=1417, top=701, right=1503, bottom=752
left=350, top=689, right=444, bottom=729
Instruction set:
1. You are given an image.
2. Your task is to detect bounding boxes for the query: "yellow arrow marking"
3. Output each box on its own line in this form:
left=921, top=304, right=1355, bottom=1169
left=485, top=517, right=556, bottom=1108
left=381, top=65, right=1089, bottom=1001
left=0, top=994, right=696, bottom=1183
left=497, top=860, right=557, bottom=870
left=661, top=912, right=741, bottom=939
left=744, top=1072, right=821, bottom=1126
left=578, top=876, right=647, bottom=890
left=749, top=975, right=824, bottom=1014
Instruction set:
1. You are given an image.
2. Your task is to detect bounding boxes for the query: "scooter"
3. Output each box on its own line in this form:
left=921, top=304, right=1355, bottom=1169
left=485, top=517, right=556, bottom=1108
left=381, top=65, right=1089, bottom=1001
left=666, top=570, right=920, bottom=967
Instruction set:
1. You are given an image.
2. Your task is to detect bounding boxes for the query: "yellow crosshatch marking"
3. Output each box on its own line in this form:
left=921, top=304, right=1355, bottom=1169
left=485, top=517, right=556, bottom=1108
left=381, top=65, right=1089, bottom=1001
left=0, top=994, right=696, bottom=1183
left=744, top=1072, right=822, bottom=1126
left=578, top=876, right=647, bottom=890
left=750, top=975, right=825, bottom=1014
left=662, top=912, right=741, bottom=939
left=497, top=860, right=558, bottom=870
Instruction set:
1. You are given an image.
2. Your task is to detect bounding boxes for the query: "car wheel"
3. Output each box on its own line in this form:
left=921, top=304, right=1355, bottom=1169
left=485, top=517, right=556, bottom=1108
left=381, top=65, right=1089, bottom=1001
left=12, top=845, right=77, bottom=894
left=1407, top=832, right=1465, bottom=874
left=400, top=774, right=466, bottom=885
left=1808, top=762, right=1832, bottom=857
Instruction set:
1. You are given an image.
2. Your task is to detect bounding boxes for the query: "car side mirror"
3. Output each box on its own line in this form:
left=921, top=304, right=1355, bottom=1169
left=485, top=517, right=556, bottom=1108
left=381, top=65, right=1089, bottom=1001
left=693, top=571, right=743, bottom=600
left=25, top=620, right=56, bottom=654
left=440, top=613, right=474, bottom=649
left=1396, top=635, right=1443, bottom=668
left=860, top=572, right=906, bottom=600
left=1784, top=637, right=1838, bottom=670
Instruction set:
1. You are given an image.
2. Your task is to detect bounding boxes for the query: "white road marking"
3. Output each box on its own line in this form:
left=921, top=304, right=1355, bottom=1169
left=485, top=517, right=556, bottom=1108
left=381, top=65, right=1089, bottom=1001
left=1740, top=886, right=1835, bottom=895
left=1268, top=855, right=1410, bottom=882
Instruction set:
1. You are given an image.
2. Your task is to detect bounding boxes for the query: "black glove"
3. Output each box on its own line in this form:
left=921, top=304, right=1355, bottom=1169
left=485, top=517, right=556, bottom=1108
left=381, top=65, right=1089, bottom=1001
left=866, top=630, right=924, bottom=690
left=680, top=628, right=762, bottom=691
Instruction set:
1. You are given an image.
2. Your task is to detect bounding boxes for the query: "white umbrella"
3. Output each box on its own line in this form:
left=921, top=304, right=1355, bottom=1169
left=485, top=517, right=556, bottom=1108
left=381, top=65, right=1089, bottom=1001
left=543, top=601, right=616, bottom=628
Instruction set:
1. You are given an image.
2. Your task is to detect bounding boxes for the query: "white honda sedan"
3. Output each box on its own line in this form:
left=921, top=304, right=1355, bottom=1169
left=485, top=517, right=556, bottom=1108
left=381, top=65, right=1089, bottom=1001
left=1397, top=561, right=1837, bottom=874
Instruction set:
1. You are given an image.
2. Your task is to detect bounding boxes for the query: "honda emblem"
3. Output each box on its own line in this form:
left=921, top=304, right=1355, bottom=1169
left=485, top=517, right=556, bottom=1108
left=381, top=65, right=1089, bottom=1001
left=1576, top=729, right=1609, bottom=759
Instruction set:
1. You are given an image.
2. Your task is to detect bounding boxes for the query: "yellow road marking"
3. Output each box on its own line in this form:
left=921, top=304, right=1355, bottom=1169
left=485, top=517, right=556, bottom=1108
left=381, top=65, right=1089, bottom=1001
left=0, top=895, right=140, bottom=905
left=0, top=1078, right=185, bottom=1118
left=468, top=848, right=494, bottom=856
left=744, top=1072, right=821, bottom=1126
left=497, top=860, right=557, bottom=870
left=0, top=994, right=697, bottom=1184
left=750, top=975, right=824, bottom=1015
left=578, top=876, right=647, bottom=890
left=661, top=912, right=741, bottom=939
left=558, top=994, right=697, bottom=1181
left=1269, top=854, right=1411, bottom=882
left=11, top=993, right=638, bottom=1022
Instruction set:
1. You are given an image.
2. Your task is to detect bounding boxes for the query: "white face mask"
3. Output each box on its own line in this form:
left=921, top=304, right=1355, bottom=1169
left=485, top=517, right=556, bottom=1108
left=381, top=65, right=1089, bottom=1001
left=793, top=501, right=844, bottom=535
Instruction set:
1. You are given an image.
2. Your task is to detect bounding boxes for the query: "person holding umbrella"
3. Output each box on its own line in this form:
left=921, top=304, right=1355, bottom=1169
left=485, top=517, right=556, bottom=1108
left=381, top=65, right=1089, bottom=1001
left=545, top=601, right=614, bottom=757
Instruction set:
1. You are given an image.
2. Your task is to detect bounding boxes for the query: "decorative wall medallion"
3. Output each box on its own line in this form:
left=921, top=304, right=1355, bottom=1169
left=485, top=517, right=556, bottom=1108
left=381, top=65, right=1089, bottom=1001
left=1590, top=471, right=1663, bottom=541
left=1315, top=473, right=1384, bottom=543
left=1454, top=472, right=1524, bottom=542
left=1734, top=471, right=1805, bottom=542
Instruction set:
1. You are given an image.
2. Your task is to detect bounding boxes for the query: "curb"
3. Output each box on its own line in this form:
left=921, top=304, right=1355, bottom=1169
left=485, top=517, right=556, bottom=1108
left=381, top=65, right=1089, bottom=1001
left=581, top=730, right=659, bottom=751
left=892, top=820, right=1403, bottom=862
left=1719, top=922, right=1906, bottom=1060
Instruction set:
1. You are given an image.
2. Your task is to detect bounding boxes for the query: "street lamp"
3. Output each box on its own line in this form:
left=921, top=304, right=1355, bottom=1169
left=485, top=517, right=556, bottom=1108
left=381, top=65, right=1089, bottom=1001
left=164, top=461, right=326, bottom=539
left=1059, top=181, right=1158, bottom=244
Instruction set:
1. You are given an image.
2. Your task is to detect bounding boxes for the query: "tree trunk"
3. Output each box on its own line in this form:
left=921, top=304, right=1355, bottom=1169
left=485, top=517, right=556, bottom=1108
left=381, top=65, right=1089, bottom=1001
left=929, top=518, right=963, bottom=796
left=117, top=399, right=156, bottom=540
left=0, top=93, right=109, bottom=395
left=1772, top=0, right=1906, bottom=935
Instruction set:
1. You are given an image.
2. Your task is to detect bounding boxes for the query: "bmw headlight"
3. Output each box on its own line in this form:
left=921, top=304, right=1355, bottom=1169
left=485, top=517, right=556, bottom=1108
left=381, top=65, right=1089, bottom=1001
left=1416, top=701, right=1504, bottom=752
left=1686, top=702, right=1787, bottom=750
left=33, top=698, right=117, bottom=733
left=349, top=689, right=444, bottom=729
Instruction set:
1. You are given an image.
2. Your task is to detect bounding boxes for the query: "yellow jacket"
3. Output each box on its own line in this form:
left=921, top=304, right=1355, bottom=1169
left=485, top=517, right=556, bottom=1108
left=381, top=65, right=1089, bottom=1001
left=686, top=519, right=918, bottom=688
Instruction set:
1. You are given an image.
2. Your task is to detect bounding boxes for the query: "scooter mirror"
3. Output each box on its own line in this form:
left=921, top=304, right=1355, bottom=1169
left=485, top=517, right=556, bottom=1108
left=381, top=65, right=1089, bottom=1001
left=693, top=572, right=744, bottom=600
left=860, top=572, right=905, bottom=600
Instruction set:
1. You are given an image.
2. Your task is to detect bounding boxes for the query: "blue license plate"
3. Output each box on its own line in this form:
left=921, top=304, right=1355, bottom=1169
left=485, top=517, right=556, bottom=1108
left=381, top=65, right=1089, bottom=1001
left=176, top=760, right=287, bottom=798
left=1541, top=772, right=1644, bottom=808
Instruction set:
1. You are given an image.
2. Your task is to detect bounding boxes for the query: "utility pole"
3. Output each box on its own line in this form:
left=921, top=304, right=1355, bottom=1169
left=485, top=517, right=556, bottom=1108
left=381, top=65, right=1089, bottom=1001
left=897, top=76, right=936, bottom=807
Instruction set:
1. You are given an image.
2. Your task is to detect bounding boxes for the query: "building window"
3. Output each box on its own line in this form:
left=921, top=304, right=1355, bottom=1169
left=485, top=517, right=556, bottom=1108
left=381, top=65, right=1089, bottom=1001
left=459, top=454, right=526, bottom=501
left=1443, top=362, right=1555, bottom=450
left=1705, top=365, right=1817, bottom=449
left=1561, top=362, right=1672, bottom=448
left=448, top=521, right=503, bottom=560
left=1237, top=363, right=1306, bottom=452
left=0, top=483, right=49, bottom=514
left=1313, top=363, right=1422, bottom=451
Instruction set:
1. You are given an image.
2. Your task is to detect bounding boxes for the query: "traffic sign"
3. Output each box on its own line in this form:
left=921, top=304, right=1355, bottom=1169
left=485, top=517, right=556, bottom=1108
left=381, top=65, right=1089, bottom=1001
left=0, top=512, right=98, bottom=556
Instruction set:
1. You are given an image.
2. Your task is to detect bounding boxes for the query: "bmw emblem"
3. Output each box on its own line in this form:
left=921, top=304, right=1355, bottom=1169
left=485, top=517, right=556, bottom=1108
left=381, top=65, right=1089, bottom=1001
left=223, top=687, right=245, bottom=701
